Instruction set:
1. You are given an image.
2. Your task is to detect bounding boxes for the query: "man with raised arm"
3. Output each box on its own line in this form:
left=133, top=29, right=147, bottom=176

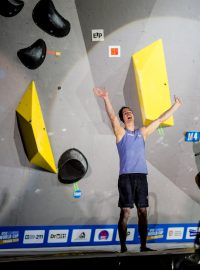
left=94, top=87, right=182, bottom=252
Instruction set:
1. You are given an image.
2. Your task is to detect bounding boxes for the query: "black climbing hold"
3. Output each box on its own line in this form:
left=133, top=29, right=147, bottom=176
left=0, top=0, right=24, bottom=17
left=17, top=39, right=47, bottom=70
left=58, top=148, right=88, bottom=184
left=32, top=0, right=71, bottom=38
left=195, top=172, right=200, bottom=189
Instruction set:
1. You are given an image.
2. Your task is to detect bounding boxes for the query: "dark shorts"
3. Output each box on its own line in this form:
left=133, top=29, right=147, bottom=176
left=118, top=173, right=149, bottom=209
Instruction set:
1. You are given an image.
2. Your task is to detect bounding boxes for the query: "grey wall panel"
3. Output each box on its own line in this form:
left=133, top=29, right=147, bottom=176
left=76, top=0, right=200, bottom=207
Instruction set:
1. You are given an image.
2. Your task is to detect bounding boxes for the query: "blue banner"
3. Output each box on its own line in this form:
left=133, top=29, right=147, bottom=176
left=0, top=223, right=198, bottom=249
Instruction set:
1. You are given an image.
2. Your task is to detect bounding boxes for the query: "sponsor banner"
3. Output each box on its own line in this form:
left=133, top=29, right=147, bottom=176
left=185, top=227, right=199, bottom=239
left=23, top=230, right=45, bottom=244
left=47, top=230, right=69, bottom=243
left=167, top=227, right=184, bottom=240
left=116, top=228, right=135, bottom=242
left=71, top=229, right=91, bottom=242
left=0, top=223, right=198, bottom=249
left=147, top=227, right=164, bottom=241
left=0, top=231, right=19, bottom=244
left=94, top=228, right=114, bottom=242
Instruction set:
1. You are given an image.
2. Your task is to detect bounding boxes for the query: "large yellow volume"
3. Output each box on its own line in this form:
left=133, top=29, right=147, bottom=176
left=16, top=80, right=57, bottom=173
left=132, top=39, right=174, bottom=127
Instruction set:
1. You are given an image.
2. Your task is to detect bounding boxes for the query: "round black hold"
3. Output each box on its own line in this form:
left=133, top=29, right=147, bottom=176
left=17, top=39, right=47, bottom=70
left=32, top=0, right=71, bottom=38
left=0, top=0, right=24, bottom=17
left=58, top=148, right=88, bottom=184
left=195, top=172, right=200, bottom=189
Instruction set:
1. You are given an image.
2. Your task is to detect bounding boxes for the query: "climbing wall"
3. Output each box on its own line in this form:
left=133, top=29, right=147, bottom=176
left=0, top=0, right=200, bottom=251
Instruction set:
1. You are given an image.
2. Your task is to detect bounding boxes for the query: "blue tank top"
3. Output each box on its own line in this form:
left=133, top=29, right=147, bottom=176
left=116, top=129, right=148, bottom=175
